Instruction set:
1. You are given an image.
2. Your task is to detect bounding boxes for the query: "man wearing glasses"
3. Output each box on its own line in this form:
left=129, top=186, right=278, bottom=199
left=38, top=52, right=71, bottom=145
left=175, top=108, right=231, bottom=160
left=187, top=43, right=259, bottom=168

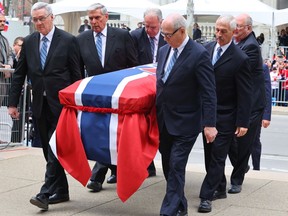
left=156, top=13, right=217, bottom=216
left=130, top=8, right=166, bottom=177
left=228, top=14, right=266, bottom=194
left=8, top=2, right=82, bottom=211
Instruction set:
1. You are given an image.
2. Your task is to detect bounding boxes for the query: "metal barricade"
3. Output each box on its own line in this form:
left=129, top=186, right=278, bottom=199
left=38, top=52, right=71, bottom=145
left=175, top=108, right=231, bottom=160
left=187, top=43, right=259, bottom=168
left=271, top=79, right=288, bottom=106
left=0, top=68, right=32, bottom=149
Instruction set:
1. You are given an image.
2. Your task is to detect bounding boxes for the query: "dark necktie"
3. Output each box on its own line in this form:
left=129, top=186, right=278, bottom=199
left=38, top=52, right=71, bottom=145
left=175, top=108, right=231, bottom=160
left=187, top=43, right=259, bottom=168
left=96, top=32, right=102, bottom=63
left=212, top=47, right=222, bottom=65
left=162, top=48, right=178, bottom=82
left=40, top=36, right=48, bottom=69
left=150, top=37, right=155, bottom=60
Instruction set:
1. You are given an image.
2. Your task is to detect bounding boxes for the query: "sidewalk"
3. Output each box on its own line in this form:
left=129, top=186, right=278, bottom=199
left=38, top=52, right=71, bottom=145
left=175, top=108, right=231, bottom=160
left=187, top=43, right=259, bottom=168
left=0, top=146, right=288, bottom=216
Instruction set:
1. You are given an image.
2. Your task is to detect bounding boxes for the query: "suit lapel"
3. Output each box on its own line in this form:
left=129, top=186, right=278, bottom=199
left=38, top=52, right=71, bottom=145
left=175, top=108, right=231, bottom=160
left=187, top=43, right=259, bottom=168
left=83, top=30, right=103, bottom=69
left=105, top=27, right=115, bottom=66
left=31, top=33, right=41, bottom=71
left=165, top=40, right=192, bottom=83
left=214, top=42, right=234, bottom=68
left=45, top=28, right=60, bottom=69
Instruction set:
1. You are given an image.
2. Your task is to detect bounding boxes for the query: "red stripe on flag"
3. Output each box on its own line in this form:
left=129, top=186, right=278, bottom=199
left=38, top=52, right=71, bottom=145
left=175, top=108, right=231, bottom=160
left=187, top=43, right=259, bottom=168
left=116, top=75, right=159, bottom=202
left=56, top=107, right=91, bottom=186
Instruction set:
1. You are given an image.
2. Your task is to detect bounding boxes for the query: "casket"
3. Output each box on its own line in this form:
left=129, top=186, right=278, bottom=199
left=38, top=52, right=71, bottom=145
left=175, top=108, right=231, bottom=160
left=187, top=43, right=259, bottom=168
left=51, top=64, right=159, bottom=202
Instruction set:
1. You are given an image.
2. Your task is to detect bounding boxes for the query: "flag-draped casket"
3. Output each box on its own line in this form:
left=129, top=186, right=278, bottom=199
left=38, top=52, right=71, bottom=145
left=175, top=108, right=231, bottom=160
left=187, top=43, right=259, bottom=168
left=51, top=64, right=159, bottom=202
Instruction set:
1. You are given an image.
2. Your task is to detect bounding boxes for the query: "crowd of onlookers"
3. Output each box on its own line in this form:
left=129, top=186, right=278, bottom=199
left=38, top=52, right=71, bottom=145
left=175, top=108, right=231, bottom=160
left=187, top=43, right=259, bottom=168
left=264, top=56, right=288, bottom=106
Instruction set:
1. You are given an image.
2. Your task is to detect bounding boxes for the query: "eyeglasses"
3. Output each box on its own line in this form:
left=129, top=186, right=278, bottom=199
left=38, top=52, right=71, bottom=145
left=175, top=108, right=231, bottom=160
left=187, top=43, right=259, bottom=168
left=160, top=27, right=181, bottom=39
left=32, top=13, right=51, bottom=23
left=236, top=24, right=250, bottom=29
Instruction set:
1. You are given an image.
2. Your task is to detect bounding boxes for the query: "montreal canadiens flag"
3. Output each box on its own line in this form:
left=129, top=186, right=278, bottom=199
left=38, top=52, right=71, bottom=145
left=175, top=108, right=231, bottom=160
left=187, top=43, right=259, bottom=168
left=50, top=64, right=159, bottom=202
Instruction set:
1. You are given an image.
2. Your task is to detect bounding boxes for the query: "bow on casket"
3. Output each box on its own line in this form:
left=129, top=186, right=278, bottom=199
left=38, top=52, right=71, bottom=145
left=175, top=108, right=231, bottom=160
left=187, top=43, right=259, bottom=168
left=50, top=64, right=159, bottom=202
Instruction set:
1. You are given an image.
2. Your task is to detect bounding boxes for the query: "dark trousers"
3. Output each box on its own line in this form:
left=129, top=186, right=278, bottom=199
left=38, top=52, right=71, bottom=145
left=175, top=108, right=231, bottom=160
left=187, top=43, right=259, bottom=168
left=228, top=109, right=264, bottom=186
left=251, top=120, right=262, bottom=170
left=200, top=113, right=236, bottom=200
left=37, top=97, right=68, bottom=196
left=90, top=162, right=116, bottom=184
left=159, top=125, right=197, bottom=216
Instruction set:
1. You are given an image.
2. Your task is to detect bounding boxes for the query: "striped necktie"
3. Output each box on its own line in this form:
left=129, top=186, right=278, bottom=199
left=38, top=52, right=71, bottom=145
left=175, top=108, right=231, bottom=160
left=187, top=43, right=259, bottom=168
left=212, top=47, right=222, bottom=65
left=162, top=48, right=178, bottom=83
left=40, top=36, right=48, bottom=70
left=96, top=32, right=102, bottom=63
left=150, top=37, right=155, bottom=59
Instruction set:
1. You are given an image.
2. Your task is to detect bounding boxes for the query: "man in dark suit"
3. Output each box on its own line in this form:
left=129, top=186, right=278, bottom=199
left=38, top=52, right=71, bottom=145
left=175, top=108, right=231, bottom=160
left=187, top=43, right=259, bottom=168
left=77, top=3, right=138, bottom=192
left=78, top=19, right=91, bottom=34
left=197, top=15, right=253, bottom=213
left=8, top=2, right=82, bottom=211
left=228, top=14, right=266, bottom=194
left=156, top=13, right=217, bottom=216
left=130, top=8, right=166, bottom=177
left=131, top=8, right=166, bottom=65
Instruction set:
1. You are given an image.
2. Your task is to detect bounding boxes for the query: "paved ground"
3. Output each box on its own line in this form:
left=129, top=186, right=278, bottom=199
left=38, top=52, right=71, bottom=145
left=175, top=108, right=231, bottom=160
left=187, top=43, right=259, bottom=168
left=0, top=146, right=288, bottom=216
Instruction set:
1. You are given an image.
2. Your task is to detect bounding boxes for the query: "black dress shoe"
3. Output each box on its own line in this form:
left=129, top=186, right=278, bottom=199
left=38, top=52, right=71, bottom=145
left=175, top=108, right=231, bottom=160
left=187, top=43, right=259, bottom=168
left=228, top=185, right=242, bottom=194
left=176, top=209, right=188, bottom=216
left=49, top=193, right=69, bottom=204
left=30, top=194, right=49, bottom=211
left=212, top=190, right=227, bottom=200
left=87, top=180, right=102, bottom=192
left=198, top=199, right=212, bottom=213
left=107, top=174, right=117, bottom=184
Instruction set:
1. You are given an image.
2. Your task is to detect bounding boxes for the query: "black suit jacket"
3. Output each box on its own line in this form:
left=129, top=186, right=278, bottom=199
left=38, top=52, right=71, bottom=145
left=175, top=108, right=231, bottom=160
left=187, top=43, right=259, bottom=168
left=236, top=32, right=266, bottom=112
left=78, top=24, right=91, bottom=33
left=205, top=41, right=252, bottom=128
left=156, top=39, right=217, bottom=136
left=8, top=27, right=82, bottom=118
left=77, top=27, right=138, bottom=77
left=130, top=27, right=166, bottom=64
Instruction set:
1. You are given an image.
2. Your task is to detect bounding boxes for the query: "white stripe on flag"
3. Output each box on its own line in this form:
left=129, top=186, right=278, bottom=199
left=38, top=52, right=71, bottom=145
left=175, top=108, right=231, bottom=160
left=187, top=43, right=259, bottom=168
left=50, top=130, right=58, bottom=159
left=75, top=77, right=93, bottom=106
left=109, top=72, right=150, bottom=164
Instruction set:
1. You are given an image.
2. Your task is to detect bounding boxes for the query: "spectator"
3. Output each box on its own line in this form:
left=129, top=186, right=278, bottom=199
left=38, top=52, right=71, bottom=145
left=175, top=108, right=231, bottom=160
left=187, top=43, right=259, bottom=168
left=270, top=66, right=280, bottom=103
left=0, top=13, right=13, bottom=144
left=10, top=37, right=24, bottom=143
left=78, top=19, right=91, bottom=33
left=8, top=2, right=82, bottom=211
left=136, top=21, right=143, bottom=29
left=77, top=3, right=138, bottom=193
left=157, top=13, right=217, bottom=216
left=192, top=22, right=202, bottom=41
left=278, top=29, right=288, bottom=46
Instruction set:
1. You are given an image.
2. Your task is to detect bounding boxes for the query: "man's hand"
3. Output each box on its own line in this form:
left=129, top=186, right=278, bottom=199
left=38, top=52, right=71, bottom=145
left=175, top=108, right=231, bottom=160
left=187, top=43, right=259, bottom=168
left=262, top=120, right=270, bottom=128
left=204, top=127, right=218, bottom=143
left=8, top=107, right=20, bottom=119
left=235, top=127, right=248, bottom=137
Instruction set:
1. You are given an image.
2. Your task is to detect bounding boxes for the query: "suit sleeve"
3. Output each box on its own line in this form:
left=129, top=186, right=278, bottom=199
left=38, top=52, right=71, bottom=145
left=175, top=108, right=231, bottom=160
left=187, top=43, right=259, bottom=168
left=124, top=31, right=139, bottom=67
left=196, top=50, right=217, bottom=127
left=235, top=57, right=253, bottom=127
left=68, top=36, right=82, bottom=81
left=263, top=64, right=272, bottom=121
left=8, top=39, right=28, bottom=107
